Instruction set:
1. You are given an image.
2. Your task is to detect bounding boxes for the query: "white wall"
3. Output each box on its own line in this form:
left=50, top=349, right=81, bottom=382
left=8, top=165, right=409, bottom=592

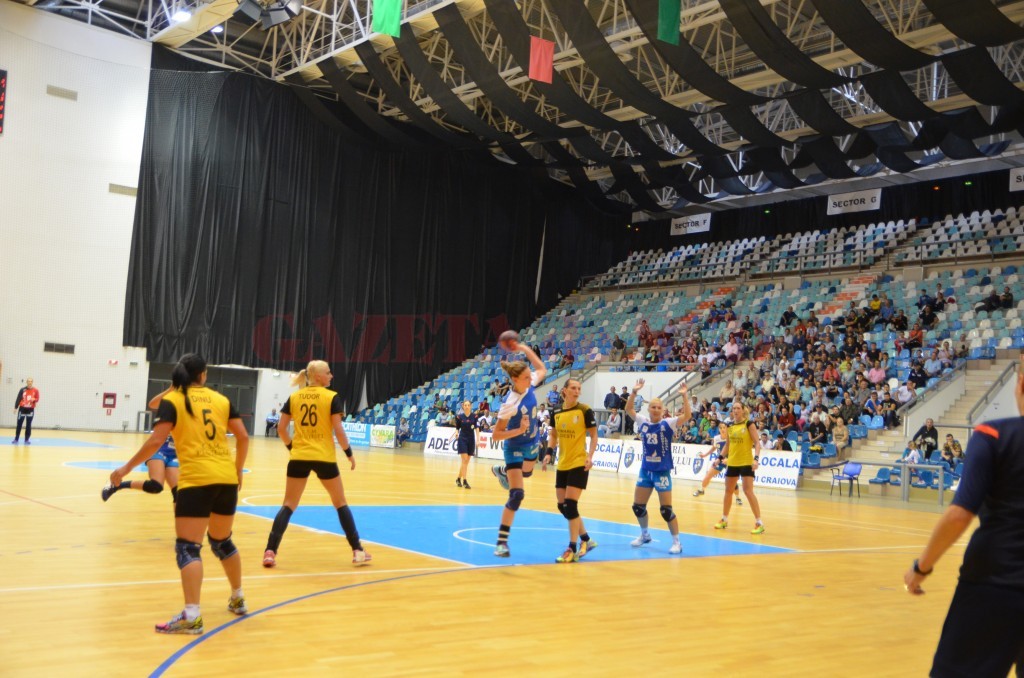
left=582, top=370, right=692, bottom=414
left=0, top=1, right=152, bottom=431
left=975, top=370, right=1019, bottom=423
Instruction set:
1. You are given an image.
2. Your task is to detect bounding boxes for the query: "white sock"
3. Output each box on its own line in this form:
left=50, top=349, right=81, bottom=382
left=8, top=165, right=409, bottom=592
left=184, top=604, right=201, bottom=620
left=232, top=588, right=243, bottom=599
left=755, top=519, right=763, bottom=526
left=672, top=535, right=680, bottom=544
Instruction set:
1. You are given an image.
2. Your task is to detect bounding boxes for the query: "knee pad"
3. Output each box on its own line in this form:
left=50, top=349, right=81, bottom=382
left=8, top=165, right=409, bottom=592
left=142, top=479, right=164, bottom=494
left=208, top=532, right=238, bottom=560
left=557, top=502, right=568, bottom=518
left=660, top=505, right=676, bottom=523
left=522, top=470, right=533, bottom=478
left=632, top=503, right=648, bottom=519
left=175, top=539, right=202, bottom=570
left=505, top=488, right=525, bottom=512
left=563, top=499, right=580, bottom=520
left=170, top=486, right=178, bottom=503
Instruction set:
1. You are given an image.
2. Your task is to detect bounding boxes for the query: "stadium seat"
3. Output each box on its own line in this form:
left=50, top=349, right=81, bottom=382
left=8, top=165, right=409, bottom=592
left=830, top=462, right=862, bottom=497
left=868, top=467, right=891, bottom=485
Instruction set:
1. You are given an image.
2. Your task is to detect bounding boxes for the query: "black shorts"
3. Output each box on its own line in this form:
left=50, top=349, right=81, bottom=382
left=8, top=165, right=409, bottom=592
left=175, top=484, right=238, bottom=518
left=725, top=465, right=755, bottom=478
left=555, top=466, right=590, bottom=490
left=456, top=437, right=475, bottom=456
left=287, top=459, right=340, bottom=480
left=932, top=580, right=1024, bottom=677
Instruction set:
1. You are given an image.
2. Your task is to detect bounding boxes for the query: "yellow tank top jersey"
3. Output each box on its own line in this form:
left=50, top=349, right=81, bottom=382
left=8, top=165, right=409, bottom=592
left=286, top=386, right=342, bottom=463
left=553, top=403, right=596, bottom=471
left=158, top=387, right=239, bottom=490
left=726, top=420, right=755, bottom=467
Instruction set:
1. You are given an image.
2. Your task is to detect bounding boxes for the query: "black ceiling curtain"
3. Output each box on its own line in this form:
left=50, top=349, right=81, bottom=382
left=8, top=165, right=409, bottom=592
left=124, top=66, right=626, bottom=410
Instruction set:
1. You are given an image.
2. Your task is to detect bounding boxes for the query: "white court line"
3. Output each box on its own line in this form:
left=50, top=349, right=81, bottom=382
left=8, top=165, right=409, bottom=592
left=0, top=493, right=99, bottom=506
left=452, top=527, right=658, bottom=548
left=0, top=566, right=466, bottom=594
left=798, top=544, right=928, bottom=554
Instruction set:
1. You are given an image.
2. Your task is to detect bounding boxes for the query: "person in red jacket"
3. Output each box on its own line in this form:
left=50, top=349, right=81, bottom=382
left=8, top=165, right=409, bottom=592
left=12, top=378, right=40, bottom=444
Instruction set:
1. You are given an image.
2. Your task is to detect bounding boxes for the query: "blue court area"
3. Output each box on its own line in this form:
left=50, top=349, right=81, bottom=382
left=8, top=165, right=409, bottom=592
left=65, top=461, right=251, bottom=473
left=238, top=505, right=791, bottom=566
left=2, top=437, right=115, bottom=448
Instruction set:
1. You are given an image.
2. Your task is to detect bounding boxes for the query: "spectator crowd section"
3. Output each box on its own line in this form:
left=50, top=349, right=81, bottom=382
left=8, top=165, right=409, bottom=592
left=350, top=206, right=1024, bottom=449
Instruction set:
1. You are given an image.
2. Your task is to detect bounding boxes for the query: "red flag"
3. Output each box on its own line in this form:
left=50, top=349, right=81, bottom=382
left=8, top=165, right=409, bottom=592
left=529, top=36, right=554, bottom=84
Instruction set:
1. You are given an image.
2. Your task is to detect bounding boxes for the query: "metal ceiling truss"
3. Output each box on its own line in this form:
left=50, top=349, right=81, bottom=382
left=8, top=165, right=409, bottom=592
left=19, top=0, right=1024, bottom=209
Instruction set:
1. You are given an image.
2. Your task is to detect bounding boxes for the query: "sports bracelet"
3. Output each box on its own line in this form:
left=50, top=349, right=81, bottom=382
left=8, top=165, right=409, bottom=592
left=343, top=447, right=353, bottom=458
left=913, top=559, right=933, bottom=576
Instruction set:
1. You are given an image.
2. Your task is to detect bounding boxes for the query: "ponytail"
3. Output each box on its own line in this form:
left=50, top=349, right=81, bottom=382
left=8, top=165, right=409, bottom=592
left=291, top=360, right=329, bottom=388
left=291, top=369, right=309, bottom=388
left=172, top=353, right=207, bottom=416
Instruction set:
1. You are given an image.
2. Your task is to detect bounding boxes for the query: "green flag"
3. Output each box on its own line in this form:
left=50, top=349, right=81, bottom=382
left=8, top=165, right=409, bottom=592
left=657, top=0, right=681, bottom=45
left=372, top=0, right=402, bottom=38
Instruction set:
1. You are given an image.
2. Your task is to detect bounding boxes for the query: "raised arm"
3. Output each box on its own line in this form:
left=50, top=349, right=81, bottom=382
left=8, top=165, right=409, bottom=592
left=517, top=342, right=547, bottom=385
left=625, top=379, right=644, bottom=420
left=148, top=386, right=174, bottom=411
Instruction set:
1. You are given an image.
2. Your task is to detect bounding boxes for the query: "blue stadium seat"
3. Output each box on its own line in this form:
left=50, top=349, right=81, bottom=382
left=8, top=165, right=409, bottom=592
left=868, top=467, right=891, bottom=485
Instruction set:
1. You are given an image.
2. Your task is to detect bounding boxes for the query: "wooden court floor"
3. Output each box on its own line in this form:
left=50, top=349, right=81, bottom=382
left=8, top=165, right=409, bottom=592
left=0, top=430, right=968, bottom=677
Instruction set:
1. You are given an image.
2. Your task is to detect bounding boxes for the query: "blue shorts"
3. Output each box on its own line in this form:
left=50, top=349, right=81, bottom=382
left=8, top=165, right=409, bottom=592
left=503, top=444, right=539, bottom=467
left=148, top=438, right=179, bottom=468
left=636, top=469, right=672, bottom=491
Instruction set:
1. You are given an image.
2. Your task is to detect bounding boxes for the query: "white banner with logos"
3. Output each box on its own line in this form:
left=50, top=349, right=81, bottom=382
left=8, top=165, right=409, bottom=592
left=476, top=432, right=505, bottom=461
left=423, top=427, right=461, bottom=456
left=370, top=425, right=396, bottom=449
left=826, top=188, right=881, bottom=215
left=1011, top=167, right=1024, bottom=192
left=342, top=422, right=371, bottom=447
left=590, top=438, right=624, bottom=472
left=670, top=212, right=711, bottom=236
left=617, top=442, right=800, bottom=490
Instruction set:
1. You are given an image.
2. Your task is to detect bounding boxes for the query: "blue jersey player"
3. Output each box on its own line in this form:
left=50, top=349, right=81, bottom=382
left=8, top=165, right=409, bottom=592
left=490, top=340, right=546, bottom=558
left=625, top=379, right=691, bottom=554
left=102, top=387, right=180, bottom=503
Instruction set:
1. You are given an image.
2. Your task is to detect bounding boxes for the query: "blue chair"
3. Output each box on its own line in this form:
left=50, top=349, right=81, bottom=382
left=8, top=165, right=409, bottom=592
left=912, top=469, right=935, bottom=489
left=850, top=425, right=868, bottom=439
left=860, top=414, right=873, bottom=427
left=868, top=415, right=884, bottom=430
left=831, top=462, right=862, bottom=496
left=806, top=452, right=822, bottom=468
left=868, top=467, right=891, bottom=485
left=823, top=443, right=838, bottom=458
left=888, top=467, right=903, bottom=486
left=786, top=430, right=799, bottom=442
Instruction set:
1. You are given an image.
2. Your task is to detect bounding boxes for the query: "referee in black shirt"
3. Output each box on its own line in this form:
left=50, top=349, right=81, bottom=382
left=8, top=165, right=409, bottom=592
left=904, top=365, right=1024, bottom=677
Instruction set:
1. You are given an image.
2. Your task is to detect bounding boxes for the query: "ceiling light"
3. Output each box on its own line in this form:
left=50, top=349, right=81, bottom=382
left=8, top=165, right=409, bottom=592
left=211, top=24, right=224, bottom=33
left=171, top=9, right=191, bottom=22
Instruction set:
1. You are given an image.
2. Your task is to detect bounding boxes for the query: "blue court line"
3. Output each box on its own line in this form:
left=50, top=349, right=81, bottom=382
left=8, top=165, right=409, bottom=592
left=149, top=568, right=469, bottom=678
left=2, top=437, right=115, bottom=448
left=237, top=505, right=791, bottom=566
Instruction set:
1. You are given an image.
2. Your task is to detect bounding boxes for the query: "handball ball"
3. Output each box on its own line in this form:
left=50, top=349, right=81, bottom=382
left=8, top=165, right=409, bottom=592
left=498, top=330, right=520, bottom=351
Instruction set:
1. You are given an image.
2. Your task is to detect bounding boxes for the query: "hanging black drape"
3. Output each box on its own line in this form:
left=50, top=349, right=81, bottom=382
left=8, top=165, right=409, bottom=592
left=124, top=67, right=626, bottom=410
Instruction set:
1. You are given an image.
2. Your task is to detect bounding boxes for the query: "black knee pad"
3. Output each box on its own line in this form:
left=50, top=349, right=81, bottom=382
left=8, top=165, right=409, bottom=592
left=175, top=538, right=202, bottom=570
left=563, top=499, right=580, bottom=520
left=505, top=488, right=525, bottom=511
left=660, top=505, right=676, bottom=523
left=632, top=503, right=648, bottom=518
left=170, top=486, right=178, bottom=503
left=208, top=532, right=238, bottom=560
left=142, top=479, right=164, bottom=494
left=522, top=470, right=534, bottom=478
left=557, top=502, right=568, bottom=518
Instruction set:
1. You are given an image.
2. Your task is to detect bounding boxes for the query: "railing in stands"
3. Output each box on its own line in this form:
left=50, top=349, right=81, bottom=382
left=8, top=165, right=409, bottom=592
left=898, top=361, right=968, bottom=437
left=895, top=232, right=1023, bottom=267
left=967, top=360, right=1018, bottom=425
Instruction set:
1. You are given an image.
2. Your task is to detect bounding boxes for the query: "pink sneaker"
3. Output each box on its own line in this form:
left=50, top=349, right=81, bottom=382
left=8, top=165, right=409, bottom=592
left=352, top=549, right=372, bottom=566
left=262, top=549, right=276, bottom=568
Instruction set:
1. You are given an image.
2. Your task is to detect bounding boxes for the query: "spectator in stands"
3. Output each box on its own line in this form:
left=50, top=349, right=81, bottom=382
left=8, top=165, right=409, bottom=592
left=891, top=309, right=909, bottom=331
left=775, top=432, right=794, bottom=452
left=807, top=413, right=827, bottom=447
left=941, top=434, right=963, bottom=469
left=604, top=386, right=621, bottom=411
left=867, top=360, right=887, bottom=386
left=916, top=290, right=935, bottom=310
left=603, top=409, right=622, bottom=437
left=698, top=357, right=712, bottom=380
left=908, top=362, right=929, bottom=389
left=919, top=305, right=938, bottom=330
left=881, top=392, right=901, bottom=429
left=879, top=299, right=895, bottom=324
left=723, top=336, right=741, bottom=364
left=932, top=285, right=946, bottom=312
left=902, top=440, right=923, bottom=465
left=924, top=350, right=944, bottom=378
left=896, top=380, right=917, bottom=410
left=855, top=378, right=873, bottom=407
left=396, top=418, right=411, bottom=447
left=1001, top=286, right=1014, bottom=309
left=716, top=380, right=736, bottom=405
left=976, top=289, right=1002, bottom=314
left=609, top=335, right=626, bottom=362
left=435, top=406, right=454, bottom=427
left=779, top=306, right=797, bottom=327
left=832, top=416, right=850, bottom=451
left=432, top=393, right=445, bottom=412
left=559, top=350, right=574, bottom=370
left=476, top=414, right=492, bottom=433
left=777, top=403, right=796, bottom=435
left=498, top=378, right=511, bottom=398
left=912, top=418, right=940, bottom=456
left=547, top=385, right=561, bottom=408
left=839, top=392, right=860, bottom=426
left=488, top=379, right=502, bottom=398
left=906, top=324, right=924, bottom=351
left=537, top=403, right=551, bottom=427
left=863, top=391, right=882, bottom=419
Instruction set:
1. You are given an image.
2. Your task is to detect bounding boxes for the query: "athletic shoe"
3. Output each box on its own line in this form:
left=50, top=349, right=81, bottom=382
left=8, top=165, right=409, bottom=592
left=10, top=439, right=17, bottom=444
left=227, top=596, right=248, bottom=615
left=155, top=611, right=203, bottom=635
left=736, top=496, right=743, bottom=506
left=555, top=548, right=578, bottom=563
left=692, top=488, right=704, bottom=497
left=101, top=484, right=119, bottom=502
left=456, top=477, right=462, bottom=488
left=669, top=542, right=682, bottom=555
left=494, top=543, right=510, bottom=557
left=491, top=465, right=510, bottom=490
left=24, top=440, right=30, bottom=445
left=262, top=549, right=276, bottom=568
left=714, top=520, right=729, bottom=530
left=462, top=480, right=471, bottom=490
left=750, top=524, right=765, bottom=535
left=578, top=539, right=597, bottom=559
left=631, top=533, right=652, bottom=548
left=352, top=549, right=373, bottom=566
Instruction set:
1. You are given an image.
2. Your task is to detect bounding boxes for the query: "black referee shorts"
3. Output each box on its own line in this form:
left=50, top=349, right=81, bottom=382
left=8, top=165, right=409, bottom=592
left=932, top=580, right=1024, bottom=677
